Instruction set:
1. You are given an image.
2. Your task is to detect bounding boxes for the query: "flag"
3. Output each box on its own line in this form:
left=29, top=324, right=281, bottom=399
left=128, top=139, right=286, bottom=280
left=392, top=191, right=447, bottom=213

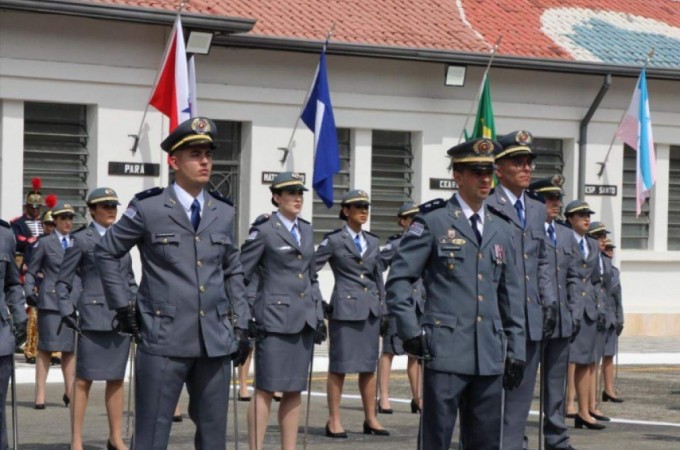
left=615, top=68, right=656, bottom=217
left=469, top=76, right=496, bottom=140
left=301, top=49, right=340, bottom=208
left=188, top=55, right=198, bottom=117
left=149, top=15, right=191, bottom=131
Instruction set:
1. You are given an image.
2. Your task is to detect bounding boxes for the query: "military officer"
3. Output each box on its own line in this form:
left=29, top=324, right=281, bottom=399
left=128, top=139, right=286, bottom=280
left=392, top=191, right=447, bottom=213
left=385, top=138, right=526, bottom=450
left=601, top=239, right=624, bottom=403
left=24, top=201, right=80, bottom=410
left=486, top=131, right=556, bottom=450
left=240, top=172, right=325, bottom=450
left=1, top=219, right=27, bottom=450
left=95, top=117, right=251, bottom=449
left=378, top=202, right=425, bottom=415
left=563, top=200, right=606, bottom=430
left=315, top=190, right=389, bottom=437
left=55, top=187, right=137, bottom=450
left=529, top=176, right=577, bottom=450
left=11, top=177, right=45, bottom=255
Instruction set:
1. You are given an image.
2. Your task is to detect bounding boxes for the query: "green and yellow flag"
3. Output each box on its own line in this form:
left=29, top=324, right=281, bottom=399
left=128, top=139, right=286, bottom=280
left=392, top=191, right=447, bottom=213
left=470, top=76, right=495, bottom=140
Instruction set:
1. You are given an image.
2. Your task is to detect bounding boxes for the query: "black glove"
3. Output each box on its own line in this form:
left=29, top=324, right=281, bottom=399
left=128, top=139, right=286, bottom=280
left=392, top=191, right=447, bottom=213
left=232, top=328, right=251, bottom=366
left=113, top=305, right=139, bottom=340
left=616, top=323, right=624, bottom=336
left=60, top=307, right=81, bottom=333
left=26, top=294, right=38, bottom=308
left=322, top=301, right=333, bottom=320
left=570, top=319, right=581, bottom=343
left=247, top=319, right=266, bottom=342
left=542, top=304, right=557, bottom=339
left=13, top=320, right=27, bottom=347
left=503, top=358, right=525, bottom=390
left=314, top=320, right=328, bottom=344
left=380, top=316, right=389, bottom=337
left=403, top=332, right=431, bottom=360
left=596, top=314, right=607, bottom=331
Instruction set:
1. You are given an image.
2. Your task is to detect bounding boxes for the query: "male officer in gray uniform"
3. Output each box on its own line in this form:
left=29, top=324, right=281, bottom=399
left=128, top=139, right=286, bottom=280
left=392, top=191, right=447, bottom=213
left=529, top=176, right=577, bottom=450
left=1, top=219, right=27, bottom=450
left=486, top=131, right=556, bottom=450
left=385, top=138, right=526, bottom=450
left=95, top=117, right=251, bottom=450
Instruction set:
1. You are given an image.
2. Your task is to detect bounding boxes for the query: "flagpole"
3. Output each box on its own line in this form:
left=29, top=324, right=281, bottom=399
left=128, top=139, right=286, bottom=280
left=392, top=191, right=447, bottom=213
left=129, top=0, right=188, bottom=154
left=597, top=48, right=655, bottom=177
left=457, top=35, right=502, bottom=144
left=279, top=23, right=336, bottom=164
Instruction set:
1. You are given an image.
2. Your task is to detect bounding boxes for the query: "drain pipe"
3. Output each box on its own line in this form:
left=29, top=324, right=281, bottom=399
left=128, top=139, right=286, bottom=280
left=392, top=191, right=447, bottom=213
left=578, top=74, right=612, bottom=198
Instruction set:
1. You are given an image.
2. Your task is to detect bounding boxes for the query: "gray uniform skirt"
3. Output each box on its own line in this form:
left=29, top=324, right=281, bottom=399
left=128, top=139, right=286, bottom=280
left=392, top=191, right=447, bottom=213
left=329, top=315, right=379, bottom=373
left=37, top=309, right=75, bottom=353
left=603, top=327, right=617, bottom=357
left=569, top=316, right=597, bottom=365
left=76, top=330, right=131, bottom=381
left=255, top=326, right=314, bottom=392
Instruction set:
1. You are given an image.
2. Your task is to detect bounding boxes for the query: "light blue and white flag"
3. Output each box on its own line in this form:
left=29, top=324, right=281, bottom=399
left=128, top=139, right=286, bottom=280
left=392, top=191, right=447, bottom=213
left=301, top=49, right=340, bottom=208
left=616, top=68, right=656, bottom=217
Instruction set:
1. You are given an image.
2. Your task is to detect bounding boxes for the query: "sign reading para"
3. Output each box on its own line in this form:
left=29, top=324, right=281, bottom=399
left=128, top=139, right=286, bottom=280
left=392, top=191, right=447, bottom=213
left=108, top=162, right=160, bottom=177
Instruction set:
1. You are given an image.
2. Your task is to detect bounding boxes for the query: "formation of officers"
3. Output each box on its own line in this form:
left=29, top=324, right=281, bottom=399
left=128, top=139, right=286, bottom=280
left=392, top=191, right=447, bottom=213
left=0, top=116, right=626, bottom=450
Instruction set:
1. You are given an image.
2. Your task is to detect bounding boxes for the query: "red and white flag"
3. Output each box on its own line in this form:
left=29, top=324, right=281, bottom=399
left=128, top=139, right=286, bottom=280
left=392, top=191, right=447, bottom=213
left=149, top=16, right=191, bottom=131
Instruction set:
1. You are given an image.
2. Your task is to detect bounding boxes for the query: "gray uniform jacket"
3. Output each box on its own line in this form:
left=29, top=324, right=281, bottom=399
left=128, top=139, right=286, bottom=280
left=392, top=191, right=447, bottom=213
left=24, top=233, right=81, bottom=312
left=545, top=222, right=574, bottom=339
left=95, top=187, right=250, bottom=358
left=380, top=233, right=425, bottom=315
left=600, top=256, right=617, bottom=329
left=486, top=189, right=555, bottom=342
left=314, top=227, right=384, bottom=321
left=566, top=235, right=602, bottom=323
left=239, top=214, right=322, bottom=334
left=385, top=196, right=526, bottom=376
left=611, top=265, right=624, bottom=326
left=1, top=222, right=26, bottom=356
left=56, top=223, right=138, bottom=332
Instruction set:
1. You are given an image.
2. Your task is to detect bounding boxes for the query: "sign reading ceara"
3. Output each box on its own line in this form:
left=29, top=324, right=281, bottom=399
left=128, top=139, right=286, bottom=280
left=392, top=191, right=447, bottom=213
left=430, top=178, right=458, bottom=190
left=584, top=184, right=617, bottom=196
left=108, top=162, right=160, bottom=177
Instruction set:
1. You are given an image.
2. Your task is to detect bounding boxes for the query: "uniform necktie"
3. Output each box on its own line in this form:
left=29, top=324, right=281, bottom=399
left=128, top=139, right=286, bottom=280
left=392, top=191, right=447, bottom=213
left=579, top=238, right=587, bottom=257
left=470, top=214, right=482, bottom=245
left=291, top=224, right=300, bottom=245
left=190, top=199, right=201, bottom=231
left=547, top=223, right=557, bottom=246
left=514, top=199, right=526, bottom=229
left=354, top=234, right=362, bottom=254
left=61, top=237, right=68, bottom=250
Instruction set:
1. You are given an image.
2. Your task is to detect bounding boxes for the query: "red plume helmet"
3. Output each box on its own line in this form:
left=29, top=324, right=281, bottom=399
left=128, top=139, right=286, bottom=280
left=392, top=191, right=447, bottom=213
left=45, top=194, right=58, bottom=209
left=31, top=177, right=42, bottom=191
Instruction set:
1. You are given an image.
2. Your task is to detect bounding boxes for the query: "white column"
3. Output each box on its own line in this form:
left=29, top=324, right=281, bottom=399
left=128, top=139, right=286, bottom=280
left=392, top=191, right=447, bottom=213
left=0, top=100, right=25, bottom=218
left=351, top=128, right=373, bottom=227
left=650, top=144, right=670, bottom=251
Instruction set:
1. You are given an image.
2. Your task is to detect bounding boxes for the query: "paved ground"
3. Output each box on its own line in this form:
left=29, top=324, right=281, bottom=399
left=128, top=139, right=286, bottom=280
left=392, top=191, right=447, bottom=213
left=5, top=361, right=680, bottom=449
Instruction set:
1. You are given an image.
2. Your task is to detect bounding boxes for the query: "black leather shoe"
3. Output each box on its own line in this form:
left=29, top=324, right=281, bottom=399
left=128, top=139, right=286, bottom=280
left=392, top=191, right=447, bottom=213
left=363, top=421, right=390, bottom=436
left=575, top=415, right=606, bottom=430
left=237, top=393, right=252, bottom=402
left=377, top=404, right=393, bottom=414
left=411, top=399, right=421, bottom=414
left=602, top=390, right=624, bottom=403
left=589, top=411, right=611, bottom=421
left=325, top=423, right=348, bottom=439
left=34, top=403, right=45, bottom=410
left=63, top=393, right=70, bottom=407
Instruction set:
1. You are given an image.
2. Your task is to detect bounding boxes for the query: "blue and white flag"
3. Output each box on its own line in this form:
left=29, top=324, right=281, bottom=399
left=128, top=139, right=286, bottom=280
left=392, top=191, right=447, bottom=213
left=301, top=49, right=340, bottom=208
left=616, top=68, right=656, bottom=217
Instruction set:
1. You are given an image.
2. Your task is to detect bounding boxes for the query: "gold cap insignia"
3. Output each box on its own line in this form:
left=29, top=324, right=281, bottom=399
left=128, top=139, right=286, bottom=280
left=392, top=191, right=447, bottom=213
left=515, top=131, right=532, bottom=145
left=551, top=174, right=565, bottom=187
left=191, top=118, right=211, bottom=134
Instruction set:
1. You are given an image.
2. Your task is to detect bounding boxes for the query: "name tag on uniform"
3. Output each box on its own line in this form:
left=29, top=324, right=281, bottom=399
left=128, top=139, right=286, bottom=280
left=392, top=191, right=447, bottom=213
left=278, top=245, right=292, bottom=251
left=155, top=233, right=176, bottom=238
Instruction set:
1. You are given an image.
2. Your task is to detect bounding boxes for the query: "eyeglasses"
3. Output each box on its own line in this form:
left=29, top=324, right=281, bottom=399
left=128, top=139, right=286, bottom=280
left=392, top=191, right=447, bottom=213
left=509, top=158, right=536, bottom=170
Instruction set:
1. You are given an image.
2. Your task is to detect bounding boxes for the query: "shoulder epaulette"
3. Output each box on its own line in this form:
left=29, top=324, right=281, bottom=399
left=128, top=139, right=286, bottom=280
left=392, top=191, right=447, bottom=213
left=0, top=219, right=9, bottom=229
left=365, top=230, right=380, bottom=239
left=250, top=214, right=270, bottom=227
left=208, top=190, right=233, bottom=206
left=324, top=228, right=343, bottom=238
left=387, top=232, right=402, bottom=241
left=418, top=198, right=446, bottom=215
left=72, top=225, right=87, bottom=234
left=134, top=187, right=164, bottom=201
left=298, top=217, right=310, bottom=225
left=526, top=189, right=545, bottom=204
left=487, top=204, right=512, bottom=222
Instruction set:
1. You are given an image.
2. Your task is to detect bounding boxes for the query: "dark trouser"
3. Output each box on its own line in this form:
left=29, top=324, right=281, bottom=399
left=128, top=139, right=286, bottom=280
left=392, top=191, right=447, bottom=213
left=502, top=339, right=540, bottom=450
left=542, top=337, right=571, bottom=449
left=0, top=355, right=11, bottom=450
left=133, top=350, right=232, bottom=450
left=423, top=368, right=503, bottom=450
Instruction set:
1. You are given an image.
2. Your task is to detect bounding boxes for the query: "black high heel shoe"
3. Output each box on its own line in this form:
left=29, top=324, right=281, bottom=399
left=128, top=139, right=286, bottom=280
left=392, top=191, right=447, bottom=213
left=411, top=399, right=421, bottom=414
left=324, top=423, right=348, bottom=439
left=602, top=390, right=624, bottom=403
left=363, top=421, right=390, bottom=436
left=588, top=411, right=611, bottom=421
left=106, top=440, right=117, bottom=450
left=34, top=403, right=45, bottom=410
left=63, top=393, right=70, bottom=407
left=377, top=403, right=393, bottom=414
left=575, top=415, right=606, bottom=430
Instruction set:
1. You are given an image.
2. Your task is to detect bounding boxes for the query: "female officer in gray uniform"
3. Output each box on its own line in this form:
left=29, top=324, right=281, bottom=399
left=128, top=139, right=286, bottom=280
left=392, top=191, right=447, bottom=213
left=24, top=201, right=80, bottom=410
left=56, top=188, right=137, bottom=450
left=378, top=202, right=424, bottom=415
left=315, top=190, right=389, bottom=437
left=239, top=173, right=324, bottom=450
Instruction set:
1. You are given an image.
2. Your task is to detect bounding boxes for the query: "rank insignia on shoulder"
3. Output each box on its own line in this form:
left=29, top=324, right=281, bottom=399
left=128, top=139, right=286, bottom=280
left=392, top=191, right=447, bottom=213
left=408, top=221, right=425, bottom=237
left=418, top=198, right=446, bottom=215
left=209, top=190, right=233, bottom=206
left=134, top=187, right=164, bottom=201
left=0, top=219, right=8, bottom=229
